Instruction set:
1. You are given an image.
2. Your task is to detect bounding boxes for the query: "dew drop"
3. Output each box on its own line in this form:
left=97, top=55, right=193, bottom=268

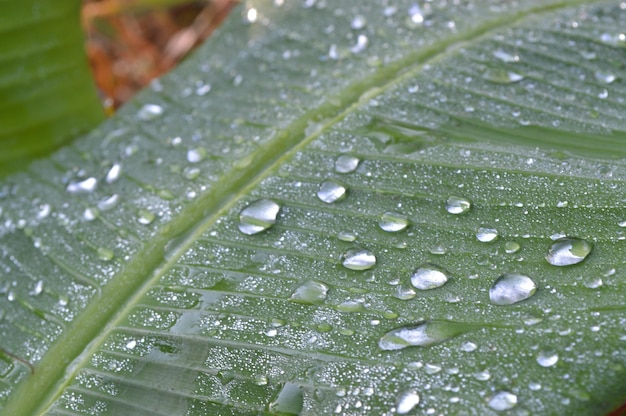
left=483, top=69, right=524, bottom=84
left=488, top=391, right=517, bottom=411
left=105, top=163, right=122, bottom=184
left=254, top=374, right=268, bottom=386
left=504, top=241, right=521, bottom=254
left=31, top=280, right=44, bottom=296
left=36, top=204, right=51, bottom=220
left=97, top=247, right=114, bottom=261
left=493, top=49, right=519, bottom=63
left=83, top=207, right=99, bottom=221
left=97, top=194, right=120, bottom=212
left=394, top=285, right=417, bottom=300
left=407, top=3, right=424, bottom=25
left=187, top=147, right=206, bottom=163
left=337, top=231, right=357, bottom=242
left=269, top=382, right=303, bottom=415
left=460, top=341, right=477, bottom=352
left=379, top=320, right=476, bottom=350
left=137, top=209, right=156, bottom=225
left=411, top=264, right=449, bottom=290
left=183, top=167, right=201, bottom=180
left=476, top=227, right=498, bottom=243
left=445, top=196, right=471, bottom=214
left=317, top=180, right=347, bottom=203
left=342, top=248, right=376, bottom=270
left=395, top=389, right=420, bottom=414
left=334, top=155, right=360, bottom=173
left=536, top=350, right=559, bottom=367
left=351, top=15, right=367, bottom=30
left=595, top=71, right=617, bottom=84
left=489, top=273, right=537, bottom=305
left=545, top=237, right=592, bottom=266
left=137, top=104, right=163, bottom=120
left=289, top=280, right=329, bottom=305
left=238, top=199, right=281, bottom=235
left=66, top=177, right=97, bottom=194
left=379, top=212, right=410, bottom=232
left=350, top=34, right=368, bottom=54
left=584, top=277, right=603, bottom=289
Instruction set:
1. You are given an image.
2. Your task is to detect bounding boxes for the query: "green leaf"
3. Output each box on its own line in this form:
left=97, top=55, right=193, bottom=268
left=0, top=0, right=104, bottom=175
left=2, top=0, right=626, bottom=414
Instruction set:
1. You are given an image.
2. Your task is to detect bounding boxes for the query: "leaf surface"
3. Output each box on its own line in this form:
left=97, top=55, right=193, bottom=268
left=2, top=1, right=626, bottom=415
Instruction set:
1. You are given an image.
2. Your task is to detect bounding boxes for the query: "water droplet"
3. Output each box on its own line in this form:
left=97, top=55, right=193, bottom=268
left=342, top=248, right=376, bottom=270
left=493, top=49, right=519, bottom=63
left=269, top=382, right=303, bottom=414
left=182, top=166, right=201, bottom=180
left=289, top=280, right=329, bottom=305
left=394, top=285, right=417, bottom=300
left=351, top=15, right=367, bottom=30
left=238, top=199, right=281, bottom=235
left=504, top=241, right=521, bottom=254
left=317, top=180, right=347, bottom=203
left=195, top=83, right=211, bottom=96
left=97, top=247, right=114, bottom=261
left=407, top=3, right=424, bottom=25
left=97, top=194, right=120, bottom=212
left=536, top=350, right=559, bottom=367
left=379, top=212, right=410, bottom=232
left=337, top=231, right=357, bottom=242
left=83, top=207, right=99, bottom=221
left=137, top=104, right=163, bottom=120
left=126, top=340, right=137, bottom=350
left=411, top=264, right=449, bottom=290
left=445, top=196, right=471, bottom=214
left=379, top=320, right=477, bottom=350
left=137, top=209, right=156, bottom=225
left=187, top=147, right=206, bottom=163
left=545, top=237, right=592, bottom=266
left=334, top=155, right=360, bottom=173
left=476, top=227, right=498, bottom=243
left=30, top=280, right=44, bottom=296
left=105, top=163, right=122, bottom=184
left=483, top=69, right=524, bottom=84
left=350, top=34, right=368, bottom=54
left=395, top=389, right=420, bottom=414
left=488, top=391, right=517, bottom=411
left=584, top=277, right=603, bottom=289
left=66, top=177, right=97, bottom=194
left=36, top=204, right=51, bottom=220
left=489, top=273, right=537, bottom=305
left=595, top=71, right=617, bottom=84
left=460, top=341, right=477, bottom=352
left=254, top=374, right=268, bottom=386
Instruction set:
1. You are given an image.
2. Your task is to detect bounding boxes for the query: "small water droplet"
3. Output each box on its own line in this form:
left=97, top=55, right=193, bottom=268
left=342, top=248, right=376, bottom=270
left=445, top=196, right=471, bottom=214
left=337, top=231, right=357, bottom=242
left=460, top=341, right=477, bottom=352
left=105, top=163, right=122, bottom=184
left=182, top=167, right=201, bottom=180
left=317, top=180, right=347, bottom=203
left=269, top=382, right=303, bottom=414
left=289, top=280, right=329, bottom=305
left=83, top=207, right=99, bottom=221
left=66, top=177, right=97, bottom=194
left=483, top=69, right=524, bottom=84
left=395, top=389, right=420, bottom=414
left=195, top=83, right=211, bottom=96
left=254, top=374, right=268, bottom=386
left=97, top=194, right=120, bottom=212
left=545, top=237, right=592, bottom=266
left=476, top=227, right=498, bottom=243
left=584, top=277, right=603, bottom=289
left=30, top=280, right=44, bottom=296
left=187, top=147, right=206, bottom=163
left=411, top=264, right=449, bottom=290
left=350, top=34, right=368, bottom=54
left=36, top=204, right=51, bottom=220
left=394, top=285, right=417, bottom=300
left=126, top=340, right=137, bottom=349
left=97, top=247, right=114, bottom=261
left=379, top=212, right=410, bottom=232
left=504, top=241, right=521, bottom=254
left=238, top=199, right=281, bottom=235
left=334, top=155, right=360, bottom=173
left=407, top=3, right=424, bottom=25
left=536, top=350, right=559, bottom=367
left=137, top=104, right=163, bottom=120
left=488, top=391, right=517, bottom=411
left=351, top=15, right=367, bottom=30
left=595, top=71, right=617, bottom=84
left=428, top=244, right=447, bottom=255
left=137, top=209, right=156, bottom=225
left=489, top=273, right=537, bottom=305
left=379, top=320, right=477, bottom=350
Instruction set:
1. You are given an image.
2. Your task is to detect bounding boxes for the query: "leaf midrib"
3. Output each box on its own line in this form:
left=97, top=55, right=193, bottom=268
left=5, top=1, right=596, bottom=414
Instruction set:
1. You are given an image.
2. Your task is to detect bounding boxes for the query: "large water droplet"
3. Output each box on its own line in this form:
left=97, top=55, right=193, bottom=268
left=488, top=391, right=517, bottom=411
left=411, top=264, right=449, bottom=290
left=317, top=180, right=347, bottom=203
left=289, top=280, right=329, bottom=305
left=137, top=104, right=163, bottom=120
left=476, top=227, right=498, bottom=243
left=395, top=389, right=420, bottom=414
left=489, top=273, right=537, bottom=305
left=379, top=212, right=410, bottom=232
left=238, top=199, right=281, bottom=235
left=342, top=248, right=376, bottom=270
left=379, top=320, right=476, bottom=350
left=536, top=350, right=559, bottom=367
left=545, top=237, right=592, bottom=266
left=268, top=382, right=303, bottom=415
left=445, top=196, right=471, bottom=214
left=66, top=177, right=97, bottom=194
left=334, top=155, right=360, bottom=173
